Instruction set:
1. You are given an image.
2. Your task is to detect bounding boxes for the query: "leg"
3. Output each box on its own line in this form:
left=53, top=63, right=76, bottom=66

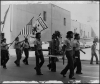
left=76, top=58, right=82, bottom=73
left=90, top=53, right=94, bottom=64
left=74, top=58, right=77, bottom=70
left=1, top=50, right=6, bottom=68
left=61, top=52, right=70, bottom=75
left=69, top=55, right=74, bottom=78
left=51, top=57, right=56, bottom=72
left=5, top=51, right=9, bottom=66
left=16, top=49, right=21, bottom=66
left=39, top=50, right=45, bottom=68
left=1, top=50, right=4, bottom=66
left=23, top=49, right=29, bottom=65
left=35, top=53, right=41, bottom=74
left=94, top=53, right=98, bottom=64
left=47, top=57, right=51, bottom=70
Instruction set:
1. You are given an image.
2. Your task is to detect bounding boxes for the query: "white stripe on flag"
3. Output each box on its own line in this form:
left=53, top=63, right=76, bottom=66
left=20, top=25, right=32, bottom=35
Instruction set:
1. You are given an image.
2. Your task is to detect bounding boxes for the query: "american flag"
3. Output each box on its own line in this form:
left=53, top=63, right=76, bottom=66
left=20, top=25, right=32, bottom=35
left=32, top=15, right=48, bottom=34
left=20, top=17, right=33, bottom=36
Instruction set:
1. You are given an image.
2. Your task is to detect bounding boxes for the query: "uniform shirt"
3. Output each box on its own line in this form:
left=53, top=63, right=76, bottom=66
left=14, top=41, right=21, bottom=49
left=23, top=42, right=30, bottom=49
left=64, top=38, right=73, bottom=51
left=34, top=39, right=42, bottom=50
left=1, top=42, right=8, bottom=50
left=73, top=39, right=80, bottom=51
left=91, top=43, right=97, bottom=54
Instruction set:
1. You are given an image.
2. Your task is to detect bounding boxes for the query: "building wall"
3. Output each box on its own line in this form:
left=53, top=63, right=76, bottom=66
left=10, top=4, right=71, bottom=48
left=71, top=20, right=92, bottom=39
left=51, top=4, right=71, bottom=40
left=1, top=5, right=11, bottom=44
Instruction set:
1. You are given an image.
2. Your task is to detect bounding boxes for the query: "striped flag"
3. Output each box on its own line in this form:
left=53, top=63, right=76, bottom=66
left=32, top=15, right=48, bottom=35
left=20, top=25, right=32, bottom=35
left=20, top=17, right=33, bottom=36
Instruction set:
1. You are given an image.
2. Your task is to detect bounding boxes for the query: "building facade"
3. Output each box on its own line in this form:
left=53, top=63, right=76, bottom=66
left=2, top=4, right=71, bottom=48
left=71, top=20, right=92, bottom=39
left=1, top=4, right=96, bottom=49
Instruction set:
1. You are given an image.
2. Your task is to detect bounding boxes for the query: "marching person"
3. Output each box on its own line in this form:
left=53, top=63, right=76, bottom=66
left=14, top=37, right=23, bottom=67
left=1, top=38, right=10, bottom=69
left=60, top=31, right=75, bottom=79
left=47, top=33, right=57, bottom=72
left=73, top=33, right=86, bottom=74
left=54, top=31, right=62, bottom=62
left=34, top=32, right=44, bottom=75
left=22, top=38, right=30, bottom=65
left=90, top=40, right=99, bottom=64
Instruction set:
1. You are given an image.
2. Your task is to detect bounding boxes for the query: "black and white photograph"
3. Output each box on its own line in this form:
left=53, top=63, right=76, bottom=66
left=0, top=1, right=99, bottom=83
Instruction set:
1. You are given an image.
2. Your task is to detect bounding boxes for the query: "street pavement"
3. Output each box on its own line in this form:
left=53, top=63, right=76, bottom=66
left=0, top=48, right=99, bottom=83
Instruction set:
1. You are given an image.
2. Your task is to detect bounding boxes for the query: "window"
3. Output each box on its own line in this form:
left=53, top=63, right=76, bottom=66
left=64, top=18, right=66, bottom=26
left=43, top=11, right=46, bottom=21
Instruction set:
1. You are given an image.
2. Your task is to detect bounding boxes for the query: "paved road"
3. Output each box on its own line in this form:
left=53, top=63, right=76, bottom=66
left=0, top=55, right=99, bottom=83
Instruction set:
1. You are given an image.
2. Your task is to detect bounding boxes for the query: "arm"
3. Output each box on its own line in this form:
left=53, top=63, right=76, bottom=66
left=80, top=49, right=86, bottom=54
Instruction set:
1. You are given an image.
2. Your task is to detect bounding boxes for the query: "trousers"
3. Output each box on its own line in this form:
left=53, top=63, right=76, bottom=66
left=35, top=50, right=45, bottom=74
left=23, top=48, right=29, bottom=64
left=74, top=50, right=82, bottom=73
left=15, top=49, right=22, bottom=65
left=1, top=50, right=9, bottom=67
left=61, top=50, right=74, bottom=77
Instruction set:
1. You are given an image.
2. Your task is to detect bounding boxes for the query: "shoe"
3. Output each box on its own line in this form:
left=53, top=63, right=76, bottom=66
left=14, top=61, right=18, bottom=65
left=60, top=72, right=66, bottom=77
left=25, top=63, right=29, bottom=65
left=37, top=73, right=43, bottom=75
left=34, top=67, right=36, bottom=70
left=3, top=66, right=7, bottom=69
left=14, top=61, right=20, bottom=67
left=69, top=76, right=75, bottom=79
left=76, top=72, right=83, bottom=74
left=90, top=63, right=93, bottom=64
left=47, top=65, right=51, bottom=70
left=51, top=70, right=56, bottom=72
left=23, top=60, right=26, bottom=64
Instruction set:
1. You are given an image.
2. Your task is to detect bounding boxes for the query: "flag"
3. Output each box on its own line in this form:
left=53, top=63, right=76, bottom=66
left=20, top=17, right=33, bottom=36
left=20, top=25, right=32, bottom=36
left=2, top=5, right=10, bottom=24
left=32, top=15, right=48, bottom=35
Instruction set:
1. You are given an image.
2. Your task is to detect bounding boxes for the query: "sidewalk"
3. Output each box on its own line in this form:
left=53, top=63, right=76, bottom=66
left=9, top=48, right=99, bottom=61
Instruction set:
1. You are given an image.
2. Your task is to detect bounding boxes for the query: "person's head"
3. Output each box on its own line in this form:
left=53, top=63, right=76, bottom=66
left=36, top=32, right=41, bottom=39
left=2, top=38, right=6, bottom=43
left=93, top=40, right=96, bottom=43
left=15, top=37, right=19, bottom=41
left=55, top=31, right=61, bottom=38
left=52, top=33, right=56, bottom=40
left=25, top=38, right=28, bottom=42
left=74, top=33, right=80, bottom=40
left=66, top=31, right=73, bottom=38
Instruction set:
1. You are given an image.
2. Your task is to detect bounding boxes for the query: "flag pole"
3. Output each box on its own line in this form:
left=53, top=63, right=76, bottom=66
left=2, top=5, right=10, bottom=32
left=10, top=4, right=12, bottom=32
left=8, top=32, right=21, bottom=48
